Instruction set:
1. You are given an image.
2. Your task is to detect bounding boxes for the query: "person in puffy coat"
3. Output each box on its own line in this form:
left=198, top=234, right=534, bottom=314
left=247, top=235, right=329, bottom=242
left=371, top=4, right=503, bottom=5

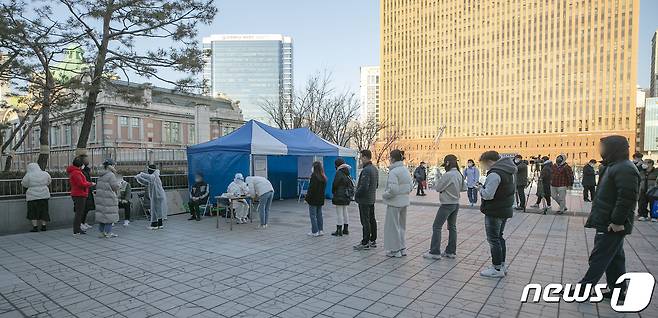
left=382, top=149, right=413, bottom=258
left=331, top=158, right=353, bottom=236
left=68, top=157, right=94, bottom=235
left=305, top=162, right=327, bottom=237
left=22, top=163, right=52, bottom=232
left=95, top=159, right=121, bottom=238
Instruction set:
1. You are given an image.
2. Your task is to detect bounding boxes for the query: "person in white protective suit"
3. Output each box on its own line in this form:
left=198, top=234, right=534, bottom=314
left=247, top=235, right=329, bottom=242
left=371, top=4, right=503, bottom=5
left=227, top=173, right=250, bottom=223
left=136, top=164, right=168, bottom=230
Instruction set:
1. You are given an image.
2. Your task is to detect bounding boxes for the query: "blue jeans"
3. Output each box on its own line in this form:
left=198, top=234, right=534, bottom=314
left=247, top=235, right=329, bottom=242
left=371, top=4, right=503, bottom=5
left=258, top=191, right=274, bottom=225
left=484, top=215, right=507, bottom=267
left=308, top=205, right=324, bottom=233
left=429, top=204, right=459, bottom=255
left=467, top=187, right=478, bottom=204
left=99, top=223, right=113, bottom=233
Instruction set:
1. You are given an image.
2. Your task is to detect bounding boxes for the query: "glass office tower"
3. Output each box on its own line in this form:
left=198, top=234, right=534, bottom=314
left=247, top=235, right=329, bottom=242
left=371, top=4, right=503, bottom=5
left=202, top=34, right=293, bottom=122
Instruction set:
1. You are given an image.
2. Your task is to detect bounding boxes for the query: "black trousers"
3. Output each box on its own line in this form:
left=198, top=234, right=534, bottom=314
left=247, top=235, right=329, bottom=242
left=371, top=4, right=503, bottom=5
left=638, top=193, right=651, bottom=218
left=583, top=185, right=596, bottom=201
left=189, top=200, right=202, bottom=218
left=119, top=202, right=131, bottom=221
left=580, top=231, right=627, bottom=291
left=72, top=196, right=86, bottom=234
left=358, top=204, right=377, bottom=245
left=516, top=185, right=526, bottom=208
left=416, top=181, right=425, bottom=195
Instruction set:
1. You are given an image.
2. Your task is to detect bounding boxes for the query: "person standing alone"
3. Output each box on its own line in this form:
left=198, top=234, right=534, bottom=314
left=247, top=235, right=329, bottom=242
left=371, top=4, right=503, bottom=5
left=582, top=159, right=598, bottom=202
left=353, top=150, right=379, bottom=250
left=413, top=162, right=427, bottom=196
left=550, top=154, right=574, bottom=214
left=22, top=163, right=52, bottom=232
left=305, top=162, right=327, bottom=236
left=513, top=155, right=528, bottom=211
left=464, top=159, right=480, bottom=206
left=383, top=149, right=413, bottom=258
left=331, top=158, right=353, bottom=236
left=578, top=135, right=639, bottom=300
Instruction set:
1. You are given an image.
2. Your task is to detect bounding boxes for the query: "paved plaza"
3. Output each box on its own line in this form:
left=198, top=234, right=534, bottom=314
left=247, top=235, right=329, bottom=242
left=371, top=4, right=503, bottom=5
left=0, top=199, right=657, bottom=318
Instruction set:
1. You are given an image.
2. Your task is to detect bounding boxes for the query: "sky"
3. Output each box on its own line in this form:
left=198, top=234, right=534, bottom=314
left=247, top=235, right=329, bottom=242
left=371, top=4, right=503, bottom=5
left=637, top=0, right=658, bottom=88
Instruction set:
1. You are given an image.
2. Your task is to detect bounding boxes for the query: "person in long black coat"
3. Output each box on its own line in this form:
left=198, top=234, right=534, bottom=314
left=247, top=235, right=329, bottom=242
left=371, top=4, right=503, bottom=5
left=582, top=159, right=597, bottom=202
left=305, top=162, right=327, bottom=236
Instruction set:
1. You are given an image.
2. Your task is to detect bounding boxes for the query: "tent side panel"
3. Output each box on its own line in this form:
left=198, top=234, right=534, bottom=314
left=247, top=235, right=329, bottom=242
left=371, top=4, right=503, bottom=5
left=187, top=151, right=250, bottom=204
left=267, top=155, right=298, bottom=200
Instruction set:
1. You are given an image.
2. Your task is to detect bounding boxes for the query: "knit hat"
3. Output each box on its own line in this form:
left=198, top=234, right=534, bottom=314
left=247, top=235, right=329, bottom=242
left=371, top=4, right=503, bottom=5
left=147, top=164, right=157, bottom=173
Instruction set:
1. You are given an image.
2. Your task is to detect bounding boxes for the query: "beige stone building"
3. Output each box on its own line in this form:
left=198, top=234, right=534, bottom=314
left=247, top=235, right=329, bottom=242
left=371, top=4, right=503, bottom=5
left=380, top=0, right=639, bottom=166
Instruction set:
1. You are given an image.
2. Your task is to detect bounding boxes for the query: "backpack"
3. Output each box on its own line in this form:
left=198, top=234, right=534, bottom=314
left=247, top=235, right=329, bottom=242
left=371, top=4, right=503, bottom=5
left=345, top=177, right=355, bottom=201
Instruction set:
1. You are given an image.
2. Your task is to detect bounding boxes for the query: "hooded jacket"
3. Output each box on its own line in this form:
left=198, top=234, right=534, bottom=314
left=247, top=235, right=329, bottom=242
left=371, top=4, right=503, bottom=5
left=540, top=160, right=553, bottom=186
left=67, top=165, right=93, bottom=198
left=585, top=136, right=639, bottom=235
left=582, top=164, right=597, bottom=187
left=515, top=160, right=529, bottom=187
left=480, top=157, right=518, bottom=218
left=227, top=178, right=249, bottom=197
left=382, top=161, right=413, bottom=208
left=136, top=169, right=168, bottom=219
left=551, top=155, right=574, bottom=187
left=332, top=164, right=353, bottom=205
left=432, top=168, right=463, bottom=204
left=94, top=169, right=121, bottom=224
left=21, top=163, right=52, bottom=201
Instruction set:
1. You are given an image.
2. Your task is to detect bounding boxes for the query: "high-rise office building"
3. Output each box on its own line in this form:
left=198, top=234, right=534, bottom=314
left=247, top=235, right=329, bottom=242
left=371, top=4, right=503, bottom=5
left=649, top=30, right=658, bottom=97
left=202, top=34, right=293, bottom=122
left=380, top=0, right=639, bottom=165
left=359, top=66, right=380, bottom=122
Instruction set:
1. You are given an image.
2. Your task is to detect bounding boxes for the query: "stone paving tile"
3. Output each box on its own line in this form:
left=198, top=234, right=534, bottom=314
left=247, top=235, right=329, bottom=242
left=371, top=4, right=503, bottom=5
left=0, top=199, right=657, bottom=318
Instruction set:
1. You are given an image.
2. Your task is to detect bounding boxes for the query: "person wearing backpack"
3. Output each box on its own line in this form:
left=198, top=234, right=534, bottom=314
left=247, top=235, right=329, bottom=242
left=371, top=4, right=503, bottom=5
left=331, top=157, right=353, bottom=236
left=423, top=155, right=463, bottom=260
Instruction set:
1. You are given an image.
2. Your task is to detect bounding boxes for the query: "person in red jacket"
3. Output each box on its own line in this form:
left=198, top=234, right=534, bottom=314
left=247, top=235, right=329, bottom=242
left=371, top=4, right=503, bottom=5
left=68, top=157, right=95, bottom=235
left=550, top=154, right=574, bottom=214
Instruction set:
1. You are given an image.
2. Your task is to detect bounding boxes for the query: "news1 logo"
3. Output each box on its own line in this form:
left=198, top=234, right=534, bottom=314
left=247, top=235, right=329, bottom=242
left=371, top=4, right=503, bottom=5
left=520, top=273, right=655, bottom=313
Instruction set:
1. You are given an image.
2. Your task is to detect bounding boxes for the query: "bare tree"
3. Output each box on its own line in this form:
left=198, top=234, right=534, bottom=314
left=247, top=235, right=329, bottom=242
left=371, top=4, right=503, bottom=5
left=4, top=110, right=42, bottom=171
left=351, top=116, right=390, bottom=153
left=55, top=0, right=217, bottom=156
left=261, top=70, right=360, bottom=147
left=374, top=127, right=400, bottom=167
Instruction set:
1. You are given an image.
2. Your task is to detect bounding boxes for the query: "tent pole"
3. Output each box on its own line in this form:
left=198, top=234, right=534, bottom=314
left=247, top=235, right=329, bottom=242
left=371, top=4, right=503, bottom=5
left=279, top=180, right=283, bottom=200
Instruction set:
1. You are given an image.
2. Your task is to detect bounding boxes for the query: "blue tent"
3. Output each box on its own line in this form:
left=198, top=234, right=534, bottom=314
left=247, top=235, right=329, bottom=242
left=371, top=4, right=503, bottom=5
left=187, top=120, right=357, bottom=202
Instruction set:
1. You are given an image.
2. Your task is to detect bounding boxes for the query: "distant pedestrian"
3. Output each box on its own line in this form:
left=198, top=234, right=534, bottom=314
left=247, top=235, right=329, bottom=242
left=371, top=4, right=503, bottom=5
left=551, top=154, right=574, bottom=214
left=464, top=159, right=480, bottom=206
left=80, top=155, right=95, bottom=231
left=331, top=157, right=353, bottom=236
left=423, top=154, right=462, bottom=260
left=478, top=151, right=517, bottom=278
left=246, top=175, right=274, bottom=228
left=638, top=159, right=658, bottom=221
left=136, top=164, right=168, bottom=230
left=578, top=135, right=639, bottom=301
left=514, top=155, right=528, bottom=211
left=383, top=149, right=413, bottom=258
left=95, top=159, right=121, bottom=238
left=68, top=157, right=95, bottom=235
left=582, top=159, right=598, bottom=202
left=354, top=150, right=379, bottom=250
left=21, top=163, right=52, bottom=232
left=413, top=162, right=427, bottom=196
left=117, top=175, right=132, bottom=226
left=305, top=162, right=327, bottom=237
left=531, top=156, right=553, bottom=214
left=632, top=152, right=644, bottom=172
left=188, top=173, right=209, bottom=221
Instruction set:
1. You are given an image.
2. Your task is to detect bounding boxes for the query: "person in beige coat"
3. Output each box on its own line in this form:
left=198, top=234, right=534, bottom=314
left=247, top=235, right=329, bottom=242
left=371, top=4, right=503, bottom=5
left=95, top=159, right=121, bottom=238
left=382, top=149, right=413, bottom=258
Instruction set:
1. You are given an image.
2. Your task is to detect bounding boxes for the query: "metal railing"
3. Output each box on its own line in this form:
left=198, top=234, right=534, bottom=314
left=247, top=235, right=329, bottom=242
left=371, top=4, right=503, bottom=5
left=0, top=174, right=189, bottom=200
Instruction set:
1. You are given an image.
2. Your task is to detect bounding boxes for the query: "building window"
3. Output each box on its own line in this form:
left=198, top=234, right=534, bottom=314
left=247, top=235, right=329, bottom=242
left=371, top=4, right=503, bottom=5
left=164, top=121, right=181, bottom=144
left=131, top=118, right=140, bottom=128
left=120, top=116, right=129, bottom=126
left=189, top=124, right=195, bottom=144
left=50, top=126, right=60, bottom=146
left=64, top=125, right=71, bottom=145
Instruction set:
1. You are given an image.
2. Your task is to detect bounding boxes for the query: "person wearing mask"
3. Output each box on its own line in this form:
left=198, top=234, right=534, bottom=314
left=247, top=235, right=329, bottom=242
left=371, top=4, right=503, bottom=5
left=551, top=154, right=574, bottom=214
left=117, top=175, right=132, bottom=226
left=576, top=135, right=639, bottom=301
left=423, top=154, right=463, bottom=260
left=136, top=164, right=168, bottom=230
left=353, top=150, right=379, bottom=250
left=582, top=159, right=598, bottom=203
left=477, top=151, right=517, bottom=278
left=331, top=157, right=353, bottom=236
left=638, top=159, right=658, bottom=221
left=530, top=156, right=553, bottom=214
left=413, top=162, right=427, bottom=196
left=95, top=159, right=121, bottom=238
left=227, top=173, right=250, bottom=224
left=21, top=163, right=52, bottom=232
left=383, top=149, right=413, bottom=258
left=464, top=159, right=480, bottom=206
left=305, top=162, right=327, bottom=237
left=246, top=176, right=274, bottom=228
left=632, top=152, right=644, bottom=172
left=188, top=173, right=209, bottom=221
left=79, top=155, right=95, bottom=231
left=513, top=155, right=528, bottom=211
left=68, top=157, right=95, bottom=235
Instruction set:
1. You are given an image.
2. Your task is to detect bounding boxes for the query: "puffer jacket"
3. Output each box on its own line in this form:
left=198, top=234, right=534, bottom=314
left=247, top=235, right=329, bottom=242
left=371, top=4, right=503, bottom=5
left=67, top=165, right=92, bottom=198
left=94, top=170, right=121, bottom=224
left=332, top=164, right=353, bottom=206
left=21, top=163, right=51, bottom=201
left=355, top=162, right=378, bottom=205
left=382, top=161, right=413, bottom=208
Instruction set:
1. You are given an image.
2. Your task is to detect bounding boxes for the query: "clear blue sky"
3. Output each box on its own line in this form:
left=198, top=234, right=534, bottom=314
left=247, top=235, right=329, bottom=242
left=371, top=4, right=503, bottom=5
left=638, top=0, right=658, bottom=88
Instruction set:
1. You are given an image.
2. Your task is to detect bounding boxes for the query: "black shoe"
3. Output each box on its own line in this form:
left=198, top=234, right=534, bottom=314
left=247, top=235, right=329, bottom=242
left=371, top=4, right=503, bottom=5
left=342, top=224, right=349, bottom=235
left=584, top=199, right=591, bottom=202
left=331, top=225, right=343, bottom=236
left=196, top=217, right=201, bottom=221
left=30, top=226, right=39, bottom=232
left=369, top=241, right=377, bottom=248
left=40, top=225, right=47, bottom=231
left=188, top=216, right=196, bottom=221
left=157, top=219, right=163, bottom=227
left=514, top=206, right=524, bottom=211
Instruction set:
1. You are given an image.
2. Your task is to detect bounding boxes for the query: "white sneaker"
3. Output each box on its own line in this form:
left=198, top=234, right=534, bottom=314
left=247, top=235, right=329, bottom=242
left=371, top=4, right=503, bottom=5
left=307, top=232, right=319, bottom=237
left=501, top=262, right=509, bottom=274
left=318, top=231, right=325, bottom=236
left=652, top=218, right=658, bottom=222
left=386, top=250, right=403, bottom=258
left=123, top=220, right=130, bottom=226
left=147, top=226, right=159, bottom=230
left=81, top=223, right=90, bottom=230
left=441, top=253, right=457, bottom=259
left=422, top=252, right=442, bottom=260
left=638, top=217, right=647, bottom=221
left=480, top=266, right=505, bottom=278
left=106, top=233, right=118, bottom=238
